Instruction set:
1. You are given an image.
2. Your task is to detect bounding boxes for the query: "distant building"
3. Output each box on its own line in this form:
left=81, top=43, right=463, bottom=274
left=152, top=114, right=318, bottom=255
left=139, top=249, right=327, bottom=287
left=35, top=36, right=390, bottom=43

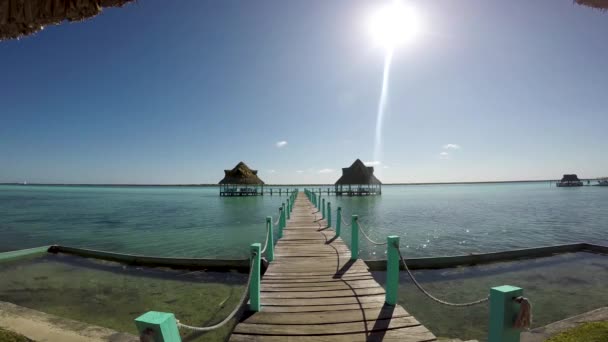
left=334, top=159, right=382, bottom=196
left=219, top=162, right=265, bottom=196
left=556, top=174, right=583, bottom=187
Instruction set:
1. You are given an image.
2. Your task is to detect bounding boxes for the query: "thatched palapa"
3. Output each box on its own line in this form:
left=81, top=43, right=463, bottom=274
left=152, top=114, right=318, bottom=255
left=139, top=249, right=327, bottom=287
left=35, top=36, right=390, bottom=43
left=335, top=159, right=382, bottom=196
left=219, top=162, right=265, bottom=196
left=575, top=0, right=608, bottom=10
left=556, top=174, right=584, bottom=187
left=0, top=0, right=135, bottom=41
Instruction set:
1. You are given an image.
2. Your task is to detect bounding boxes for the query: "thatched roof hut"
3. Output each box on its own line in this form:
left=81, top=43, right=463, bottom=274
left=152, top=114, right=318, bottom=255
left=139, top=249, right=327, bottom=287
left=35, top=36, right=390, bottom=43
left=575, top=0, right=608, bottom=11
left=336, top=159, right=382, bottom=185
left=219, top=162, right=264, bottom=185
left=560, top=174, right=581, bottom=182
left=334, top=159, right=382, bottom=196
left=0, top=0, right=134, bottom=41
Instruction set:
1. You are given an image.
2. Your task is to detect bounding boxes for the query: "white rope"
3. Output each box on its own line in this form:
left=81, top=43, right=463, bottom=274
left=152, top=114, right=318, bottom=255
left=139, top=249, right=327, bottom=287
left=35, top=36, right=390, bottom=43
left=260, top=224, right=270, bottom=254
left=273, top=213, right=280, bottom=226
left=357, top=221, right=387, bottom=246
left=176, top=257, right=255, bottom=331
left=396, top=244, right=489, bottom=307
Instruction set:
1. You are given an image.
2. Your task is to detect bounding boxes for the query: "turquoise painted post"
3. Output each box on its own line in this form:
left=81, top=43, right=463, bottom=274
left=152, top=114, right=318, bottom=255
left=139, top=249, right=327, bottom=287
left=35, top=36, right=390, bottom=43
left=286, top=199, right=291, bottom=219
left=317, top=193, right=321, bottom=209
left=266, top=216, right=274, bottom=262
left=488, top=285, right=524, bottom=342
left=250, top=243, right=261, bottom=312
left=278, top=207, right=284, bottom=238
left=135, top=311, right=181, bottom=342
left=327, top=202, right=332, bottom=227
left=322, top=198, right=326, bottom=219
left=386, top=236, right=400, bottom=305
left=351, top=215, right=359, bottom=260
left=336, top=207, right=342, bottom=236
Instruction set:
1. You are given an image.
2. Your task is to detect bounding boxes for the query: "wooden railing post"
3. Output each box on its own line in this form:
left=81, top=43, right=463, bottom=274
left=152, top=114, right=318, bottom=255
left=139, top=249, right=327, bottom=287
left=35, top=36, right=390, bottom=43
left=135, top=312, right=181, bottom=342
left=286, top=199, right=291, bottom=220
left=336, top=207, right=342, bottom=236
left=489, top=286, right=524, bottom=342
left=327, top=202, right=332, bottom=227
left=250, top=243, right=261, bottom=312
left=266, top=216, right=274, bottom=262
left=351, top=215, right=359, bottom=260
left=386, top=236, right=400, bottom=305
left=317, top=193, right=321, bottom=209
left=322, top=198, right=326, bottom=219
left=278, top=207, right=284, bottom=238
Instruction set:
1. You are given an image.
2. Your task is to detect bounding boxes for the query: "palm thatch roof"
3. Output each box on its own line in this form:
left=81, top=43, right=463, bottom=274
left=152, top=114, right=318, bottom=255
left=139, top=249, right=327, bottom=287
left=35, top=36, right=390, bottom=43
left=219, top=162, right=265, bottom=185
left=575, top=0, right=608, bottom=10
left=0, top=0, right=135, bottom=41
left=561, top=174, right=581, bottom=182
left=335, top=159, right=382, bottom=185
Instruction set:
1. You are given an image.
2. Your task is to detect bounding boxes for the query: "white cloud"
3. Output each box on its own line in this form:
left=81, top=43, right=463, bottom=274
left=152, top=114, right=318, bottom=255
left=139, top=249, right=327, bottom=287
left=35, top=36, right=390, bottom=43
left=443, top=144, right=461, bottom=150
left=318, top=168, right=334, bottom=174
left=268, top=169, right=276, bottom=173
left=439, top=151, right=450, bottom=159
left=296, top=170, right=304, bottom=173
left=383, top=165, right=389, bottom=169
left=276, top=141, right=288, bottom=148
left=364, top=161, right=381, bottom=166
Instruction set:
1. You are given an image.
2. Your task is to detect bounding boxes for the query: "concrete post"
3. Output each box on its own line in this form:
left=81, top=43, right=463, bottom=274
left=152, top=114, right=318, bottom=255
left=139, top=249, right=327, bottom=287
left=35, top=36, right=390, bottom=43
left=386, top=236, right=400, bottom=305
left=488, top=285, right=524, bottom=342
left=135, top=311, right=181, bottom=342
left=351, top=215, right=359, bottom=260
left=249, top=243, right=261, bottom=312
left=266, top=216, right=274, bottom=262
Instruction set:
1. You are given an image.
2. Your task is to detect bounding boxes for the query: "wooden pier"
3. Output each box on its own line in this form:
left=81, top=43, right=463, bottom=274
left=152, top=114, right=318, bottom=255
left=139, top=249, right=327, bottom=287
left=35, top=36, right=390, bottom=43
left=230, top=192, right=436, bottom=341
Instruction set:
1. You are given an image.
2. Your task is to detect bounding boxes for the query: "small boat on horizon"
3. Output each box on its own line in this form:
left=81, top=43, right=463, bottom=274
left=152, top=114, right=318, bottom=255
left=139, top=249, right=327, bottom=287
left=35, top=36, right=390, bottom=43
left=556, top=174, right=583, bottom=187
left=597, top=177, right=608, bottom=186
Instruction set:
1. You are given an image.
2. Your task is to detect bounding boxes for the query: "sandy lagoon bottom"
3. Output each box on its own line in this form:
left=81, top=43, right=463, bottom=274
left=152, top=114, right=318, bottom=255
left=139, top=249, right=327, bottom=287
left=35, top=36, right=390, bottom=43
left=0, top=253, right=247, bottom=341
left=0, top=252, right=607, bottom=341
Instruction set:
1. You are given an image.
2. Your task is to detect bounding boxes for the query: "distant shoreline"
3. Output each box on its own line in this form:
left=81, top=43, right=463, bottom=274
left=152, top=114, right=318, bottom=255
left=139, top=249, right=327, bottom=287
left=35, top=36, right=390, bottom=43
left=0, top=179, right=566, bottom=187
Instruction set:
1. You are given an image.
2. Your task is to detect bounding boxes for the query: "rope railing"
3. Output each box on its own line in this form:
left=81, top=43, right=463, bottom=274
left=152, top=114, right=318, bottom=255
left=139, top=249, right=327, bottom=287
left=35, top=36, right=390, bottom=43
left=260, top=224, right=270, bottom=254
left=357, top=221, right=388, bottom=246
left=176, top=256, right=255, bottom=332
left=394, top=242, right=489, bottom=307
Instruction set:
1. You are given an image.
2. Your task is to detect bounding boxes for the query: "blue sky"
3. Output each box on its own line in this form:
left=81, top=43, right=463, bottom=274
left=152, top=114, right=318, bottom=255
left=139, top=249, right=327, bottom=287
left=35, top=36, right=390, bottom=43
left=1, top=0, right=607, bottom=184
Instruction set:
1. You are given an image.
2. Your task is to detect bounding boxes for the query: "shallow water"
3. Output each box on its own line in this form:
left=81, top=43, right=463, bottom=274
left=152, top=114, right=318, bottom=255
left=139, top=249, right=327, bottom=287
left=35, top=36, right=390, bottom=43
left=373, top=252, right=608, bottom=341
left=0, top=253, right=247, bottom=341
left=0, top=183, right=607, bottom=259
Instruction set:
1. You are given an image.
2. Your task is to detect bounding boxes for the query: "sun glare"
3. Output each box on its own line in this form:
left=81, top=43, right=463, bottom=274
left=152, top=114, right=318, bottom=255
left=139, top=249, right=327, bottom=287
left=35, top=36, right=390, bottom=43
left=369, top=1, right=420, bottom=50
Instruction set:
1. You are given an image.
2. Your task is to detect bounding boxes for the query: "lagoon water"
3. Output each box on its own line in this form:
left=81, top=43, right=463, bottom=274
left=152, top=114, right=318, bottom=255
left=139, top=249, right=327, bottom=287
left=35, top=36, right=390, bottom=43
left=1, top=183, right=607, bottom=259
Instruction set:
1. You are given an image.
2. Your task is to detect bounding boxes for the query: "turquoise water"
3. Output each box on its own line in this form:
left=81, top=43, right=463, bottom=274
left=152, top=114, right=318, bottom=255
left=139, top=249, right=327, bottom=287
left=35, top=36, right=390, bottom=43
left=1, top=183, right=607, bottom=259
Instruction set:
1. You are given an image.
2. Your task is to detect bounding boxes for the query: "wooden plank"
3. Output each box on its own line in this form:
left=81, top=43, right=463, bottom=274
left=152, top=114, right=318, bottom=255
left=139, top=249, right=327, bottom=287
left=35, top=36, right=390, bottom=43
left=230, top=325, right=437, bottom=341
left=241, top=306, right=410, bottom=324
left=233, top=316, right=421, bottom=335
left=260, top=287, right=385, bottom=299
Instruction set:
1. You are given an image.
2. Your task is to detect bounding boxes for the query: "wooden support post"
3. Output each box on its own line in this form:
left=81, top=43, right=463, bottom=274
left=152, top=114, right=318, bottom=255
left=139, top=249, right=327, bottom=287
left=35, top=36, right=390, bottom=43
left=488, top=285, right=523, bottom=342
left=266, top=216, right=274, bottom=262
left=351, top=215, right=359, bottom=260
left=250, top=243, right=261, bottom=312
left=278, top=207, right=284, bottom=238
left=327, top=202, right=332, bottom=227
left=322, top=198, right=325, bottom=219
left=270, top=188, right=273, bottom=196
left=336, top=207, right=341, bottom=236
left=317, top=194, right=321, bottom=209
left=386, top=236, right=400, bottom=305
left=135, top=311, right=181, bottom=342
left=286, top=199, right=291, bottom=219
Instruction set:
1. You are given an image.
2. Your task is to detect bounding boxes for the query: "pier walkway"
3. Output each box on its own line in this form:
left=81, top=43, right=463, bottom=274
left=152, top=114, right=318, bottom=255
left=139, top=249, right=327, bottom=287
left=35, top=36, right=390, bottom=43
left=230, top=192, right=437, bottom=341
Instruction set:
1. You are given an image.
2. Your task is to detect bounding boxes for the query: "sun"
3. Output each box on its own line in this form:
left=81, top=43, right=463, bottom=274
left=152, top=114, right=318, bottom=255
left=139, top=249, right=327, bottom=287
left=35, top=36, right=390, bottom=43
left=369, top=1, right=420, bottom=50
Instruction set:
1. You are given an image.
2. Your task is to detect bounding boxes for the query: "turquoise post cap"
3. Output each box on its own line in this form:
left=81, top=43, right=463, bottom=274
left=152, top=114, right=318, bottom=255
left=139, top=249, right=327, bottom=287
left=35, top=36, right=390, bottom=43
left=135, top=311, right=181, bottom=342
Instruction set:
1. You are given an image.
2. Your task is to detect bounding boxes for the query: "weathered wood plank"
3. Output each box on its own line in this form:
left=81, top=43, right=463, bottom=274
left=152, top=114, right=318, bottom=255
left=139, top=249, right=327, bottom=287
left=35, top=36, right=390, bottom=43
left=241, top=306, right=410, bottom=325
